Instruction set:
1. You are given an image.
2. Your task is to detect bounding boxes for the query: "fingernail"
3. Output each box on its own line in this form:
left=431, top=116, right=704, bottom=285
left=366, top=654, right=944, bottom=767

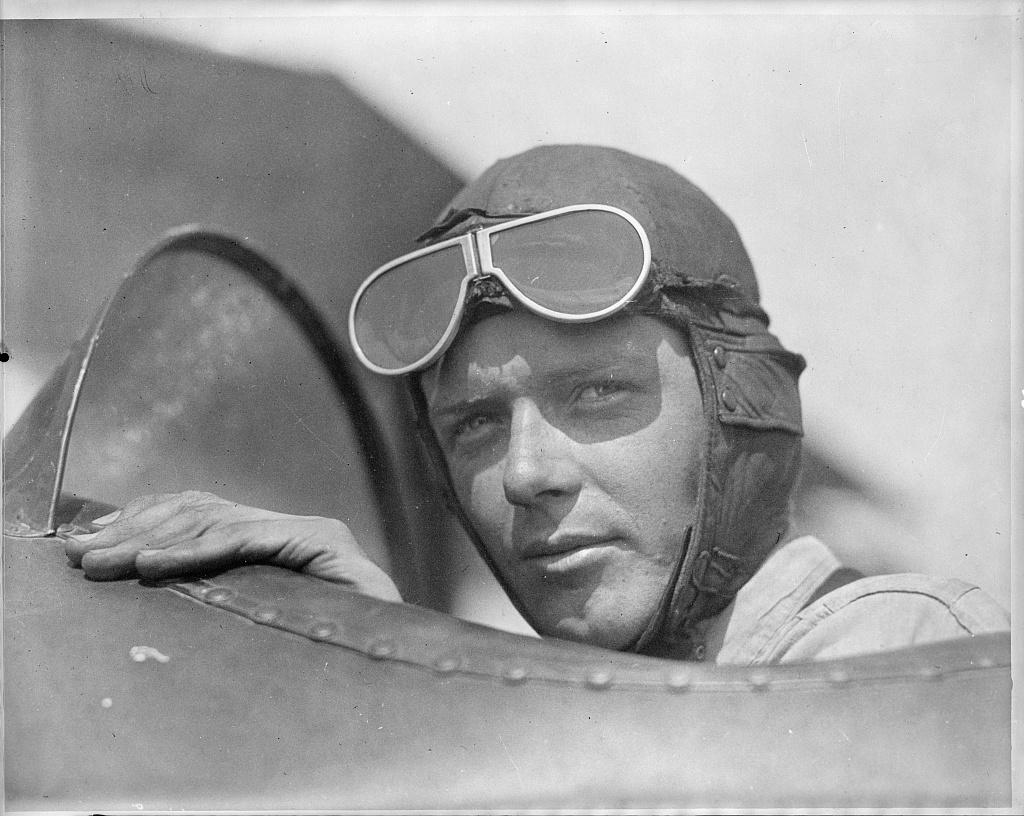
left=68, top=532, right=100, bottom=541
left=92, top=510, right=122, bottom=525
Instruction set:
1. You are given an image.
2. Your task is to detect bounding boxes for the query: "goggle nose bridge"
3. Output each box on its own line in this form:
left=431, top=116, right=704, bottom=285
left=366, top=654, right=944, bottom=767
left=466, top=224, right=510, bottom=284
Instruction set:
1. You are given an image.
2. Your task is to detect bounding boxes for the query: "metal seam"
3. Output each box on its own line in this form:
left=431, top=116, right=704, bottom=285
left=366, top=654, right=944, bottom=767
left=163, top=580, right=1009, bottom=692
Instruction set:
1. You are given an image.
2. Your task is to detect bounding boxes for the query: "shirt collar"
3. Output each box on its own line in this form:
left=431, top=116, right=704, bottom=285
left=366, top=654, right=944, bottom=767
left=701, top=536, right=840, bottom=664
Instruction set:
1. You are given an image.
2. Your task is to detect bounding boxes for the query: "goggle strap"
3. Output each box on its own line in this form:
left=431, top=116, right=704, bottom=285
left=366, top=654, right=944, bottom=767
left=416, top=208, right=540, bottom=243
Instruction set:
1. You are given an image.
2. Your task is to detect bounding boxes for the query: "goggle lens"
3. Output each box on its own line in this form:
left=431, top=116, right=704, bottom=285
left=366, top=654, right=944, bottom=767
left=488, top=209, right=647, bottom=315
left=349, top=205, right=651, bottom=375
left=351, top=243, right=467, bottom=371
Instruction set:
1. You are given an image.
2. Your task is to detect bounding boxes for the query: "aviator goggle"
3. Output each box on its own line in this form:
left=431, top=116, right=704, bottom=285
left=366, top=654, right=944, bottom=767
left=348, top=204, right=652, bottom=375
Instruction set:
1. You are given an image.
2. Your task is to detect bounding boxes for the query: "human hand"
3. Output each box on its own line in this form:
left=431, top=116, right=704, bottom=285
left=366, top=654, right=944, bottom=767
left=63, top=491, right=402, bottom=602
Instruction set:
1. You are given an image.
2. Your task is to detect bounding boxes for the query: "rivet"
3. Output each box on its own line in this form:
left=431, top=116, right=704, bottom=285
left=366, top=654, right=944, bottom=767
left=309, top=622, right=337, bottom=641
left=205, top=587, right=235, bottom=605
left=748, top=671, right=770, bottom=691
left=692, top=643, right=707, bottom=661
left=253, top=607, right=281, bottom=624
left=585, top=669, right=613, bottom=690
left=433, top=655, right=461, bottom=674
left=368, top=638, right=396, bottom=660
left=712, top=345, right=728, bottom=370
left=666, top=671, right=692, bottom=692
left=502, top=665, right=528, bottom=685
left=720, top=388, right=738, bottom=412
left=827, top=669, right=850, bottom=686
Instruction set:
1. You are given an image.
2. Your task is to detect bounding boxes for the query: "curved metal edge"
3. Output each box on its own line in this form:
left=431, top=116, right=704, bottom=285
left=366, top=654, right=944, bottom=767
left=3, top=297, right=115, bottom=536
left=4, top=228, right=413, bottom=582
left=165, top=567, right=1012, bottom=692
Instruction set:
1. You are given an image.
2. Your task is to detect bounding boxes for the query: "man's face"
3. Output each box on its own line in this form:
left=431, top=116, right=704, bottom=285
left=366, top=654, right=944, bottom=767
left=422, top=311, right=705, bottom=650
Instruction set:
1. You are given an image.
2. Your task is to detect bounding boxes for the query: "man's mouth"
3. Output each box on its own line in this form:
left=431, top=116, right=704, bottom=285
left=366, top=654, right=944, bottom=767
left=521, top=534, right=620, bottom=575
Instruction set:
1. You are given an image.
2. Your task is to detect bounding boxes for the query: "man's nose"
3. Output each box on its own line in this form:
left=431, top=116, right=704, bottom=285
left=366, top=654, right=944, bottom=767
left=502, top=399, right=582, bottom=508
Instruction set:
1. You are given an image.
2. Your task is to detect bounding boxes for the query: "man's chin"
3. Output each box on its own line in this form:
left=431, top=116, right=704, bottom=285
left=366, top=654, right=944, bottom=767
left=548, top=615, right=636, bottom=652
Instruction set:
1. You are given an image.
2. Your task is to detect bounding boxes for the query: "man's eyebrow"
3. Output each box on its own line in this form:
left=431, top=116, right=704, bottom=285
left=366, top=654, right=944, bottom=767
left=427, top=392, right=504, bottom=422
left=428, top=349, right=658, bottom=418
left=539, top=345, right=660, bottom=381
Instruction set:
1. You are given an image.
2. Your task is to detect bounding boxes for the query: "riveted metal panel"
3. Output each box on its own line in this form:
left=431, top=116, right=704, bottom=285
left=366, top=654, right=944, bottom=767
left=5, top=534, right=1010, bottom=811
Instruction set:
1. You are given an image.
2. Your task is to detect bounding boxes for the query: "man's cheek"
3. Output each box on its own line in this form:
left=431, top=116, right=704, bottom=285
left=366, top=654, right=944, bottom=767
left=464, top=468, right=510, bottom=541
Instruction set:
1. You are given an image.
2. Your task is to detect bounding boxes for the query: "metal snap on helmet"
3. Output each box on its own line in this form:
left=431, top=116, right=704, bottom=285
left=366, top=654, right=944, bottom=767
left=408, top=144, right=806, bottom=660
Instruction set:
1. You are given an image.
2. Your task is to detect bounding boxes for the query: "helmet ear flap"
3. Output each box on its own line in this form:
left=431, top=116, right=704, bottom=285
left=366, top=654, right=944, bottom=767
left=632, top=307, right=805, bottom=659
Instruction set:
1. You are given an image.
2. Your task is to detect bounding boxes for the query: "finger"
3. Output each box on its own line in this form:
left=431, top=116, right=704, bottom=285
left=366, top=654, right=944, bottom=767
left=69, top=494, right=278, bottom=572
left=83, top=494, right=237, bottom=551
left=65, top=508, right=201, bottom=566
left=80, top=541, right=150, bottom=581
left=135, top=518, right=317, bottom=581
left=69, top=494, right=232, bottom=573
left=77, top=505, right=239, bottom=579
left=107, top=491, right=229, bottom=529
left=135, top=528, right=259, bottom=580
left=66, top=526, right=169, bottom=568
left=64, top=532, right=112, bottom=567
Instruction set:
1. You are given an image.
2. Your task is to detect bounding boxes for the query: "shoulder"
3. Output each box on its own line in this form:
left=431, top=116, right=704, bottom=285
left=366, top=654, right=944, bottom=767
left=762, top=572, right=1009, bottom=664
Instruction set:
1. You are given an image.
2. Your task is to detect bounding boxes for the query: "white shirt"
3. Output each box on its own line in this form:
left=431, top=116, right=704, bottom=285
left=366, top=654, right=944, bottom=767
left=702, top=536, right=1009, bottom=665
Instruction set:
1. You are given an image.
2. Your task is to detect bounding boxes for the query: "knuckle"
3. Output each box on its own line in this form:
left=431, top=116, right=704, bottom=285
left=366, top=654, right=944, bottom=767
left=178, top=506, right=211, bottom=526
left=180, top=490, right=221, bottom=505
left=311, top=516, right=353, bottom=537
left=124, top=493, right=171, bottom=512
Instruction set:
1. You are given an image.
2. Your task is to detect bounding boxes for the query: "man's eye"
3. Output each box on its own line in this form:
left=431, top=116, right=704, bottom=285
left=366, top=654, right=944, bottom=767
left=452, top=413, right=496, bottom=443
left=575, top=382, right=623, bottom=402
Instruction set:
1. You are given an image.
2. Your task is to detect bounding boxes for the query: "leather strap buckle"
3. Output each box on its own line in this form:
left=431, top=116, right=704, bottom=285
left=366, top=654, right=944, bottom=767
left=690, top=547, right=742, bottom=596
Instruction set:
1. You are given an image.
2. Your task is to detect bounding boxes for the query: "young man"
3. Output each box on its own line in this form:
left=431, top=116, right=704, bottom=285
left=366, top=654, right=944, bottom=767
left=64, top=145, right=1008, bottom=663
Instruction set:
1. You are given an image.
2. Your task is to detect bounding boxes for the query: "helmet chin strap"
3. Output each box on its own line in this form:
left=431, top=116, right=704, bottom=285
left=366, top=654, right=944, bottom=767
left=625, top=525, right=694, bottom=657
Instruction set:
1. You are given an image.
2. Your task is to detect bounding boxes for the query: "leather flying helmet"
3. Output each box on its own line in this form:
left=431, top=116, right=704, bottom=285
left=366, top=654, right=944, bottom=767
left=407, top=145, right=806, bottom=659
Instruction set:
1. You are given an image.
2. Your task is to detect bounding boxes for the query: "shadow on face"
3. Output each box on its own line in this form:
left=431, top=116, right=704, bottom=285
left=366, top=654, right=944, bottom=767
left=418, top=310, right=706, bottom=650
